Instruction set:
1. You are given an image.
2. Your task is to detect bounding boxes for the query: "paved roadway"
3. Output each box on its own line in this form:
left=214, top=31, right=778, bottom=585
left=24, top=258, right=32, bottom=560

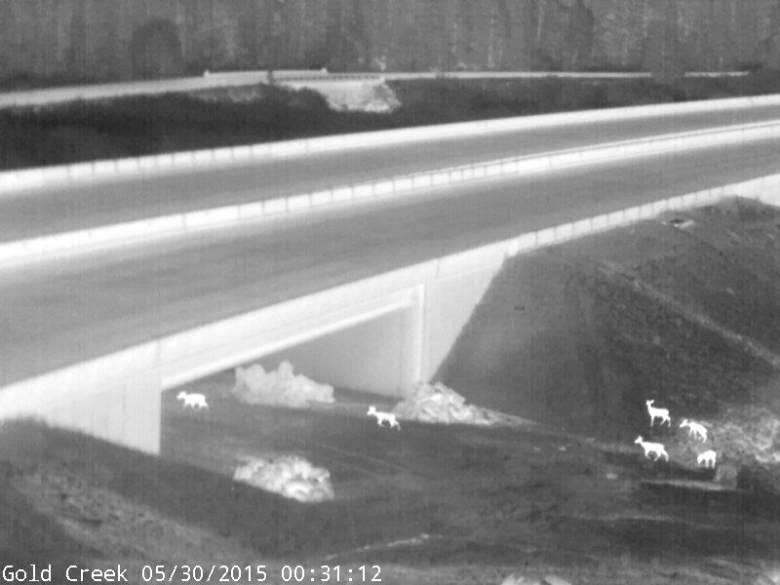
left=1, top=137, right=779, bottom=387
left=4, top=105, right=780, bottom=242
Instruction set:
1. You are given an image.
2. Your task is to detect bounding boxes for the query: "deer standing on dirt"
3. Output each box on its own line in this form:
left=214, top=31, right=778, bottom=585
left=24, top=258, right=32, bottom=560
left=645, top=400, right=671, bottom=427
left=367, top=406, right=400, bottom=430
left=680, top=419, right=708, bottom=442
left=635, top=436, right=669, bottom=461
left=697, top=449, right=717, bottom=468
left=177, top=391, right=209, bottom=410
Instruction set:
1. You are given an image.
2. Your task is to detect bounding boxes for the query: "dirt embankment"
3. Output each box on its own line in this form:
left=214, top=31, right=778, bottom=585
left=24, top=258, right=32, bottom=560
left=440, top=198, right=780, bottom=474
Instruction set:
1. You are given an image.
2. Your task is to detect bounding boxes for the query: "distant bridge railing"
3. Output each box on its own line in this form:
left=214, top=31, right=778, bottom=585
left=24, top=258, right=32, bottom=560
left=0, top=69, right=749, bottom=110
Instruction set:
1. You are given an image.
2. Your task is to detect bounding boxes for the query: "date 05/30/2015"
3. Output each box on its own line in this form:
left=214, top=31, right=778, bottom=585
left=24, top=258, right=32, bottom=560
left=142, top=564, right=382, bottom=583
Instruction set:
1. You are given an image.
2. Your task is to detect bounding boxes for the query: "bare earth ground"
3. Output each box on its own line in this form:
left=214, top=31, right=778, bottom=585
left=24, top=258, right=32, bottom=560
left=2, top=197, right=780, bottom=584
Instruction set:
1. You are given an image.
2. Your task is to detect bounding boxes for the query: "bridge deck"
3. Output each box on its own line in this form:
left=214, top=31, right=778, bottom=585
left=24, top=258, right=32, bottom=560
left=1, top=137, right=779, bottom=388
left=3, top=105, right=780, bottom=242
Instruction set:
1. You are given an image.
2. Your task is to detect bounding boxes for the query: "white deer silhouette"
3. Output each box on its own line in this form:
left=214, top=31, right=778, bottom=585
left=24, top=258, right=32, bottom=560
left=680, top=419, right=708, bottom=442
left=177, top=391, right=209, bottom=410
left=367, top=406, right=400, bottom=429
left=635, top=436, right=669, bottom=461
left=697, top=449, right=717, bottom=468
left=645, top=400, right=671, bottom=427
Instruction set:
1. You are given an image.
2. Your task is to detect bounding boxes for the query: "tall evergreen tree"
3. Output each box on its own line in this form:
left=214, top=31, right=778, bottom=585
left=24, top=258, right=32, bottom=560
left=561, top=0, right=594, bottom=70
left=643, top=0, right=684, bottom=83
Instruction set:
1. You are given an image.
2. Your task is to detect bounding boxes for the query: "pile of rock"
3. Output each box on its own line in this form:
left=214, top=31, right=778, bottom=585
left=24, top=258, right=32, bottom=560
left=392, top=382, right=504, bottom=426
left=712, top=406, right=780, bottom=465
left=233, top=454, right=334, bottom=503
left=231, top=361, right=334, bottom=408
left=285, top=78, right=401, bottom=113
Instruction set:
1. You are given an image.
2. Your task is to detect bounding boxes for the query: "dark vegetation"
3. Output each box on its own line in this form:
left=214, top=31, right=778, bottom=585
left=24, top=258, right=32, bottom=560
left=3, top=72, right=780, bottom=171
left=3, top=0, right=778, bottom=82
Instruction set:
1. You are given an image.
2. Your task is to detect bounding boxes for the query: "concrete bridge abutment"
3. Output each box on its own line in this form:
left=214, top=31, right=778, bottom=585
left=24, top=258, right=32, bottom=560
left=0, top=343, right=162, bottom=454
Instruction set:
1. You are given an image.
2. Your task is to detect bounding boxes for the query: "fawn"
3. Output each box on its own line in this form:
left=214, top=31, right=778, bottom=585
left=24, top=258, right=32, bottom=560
left=697, top=449, right=717, bottom=468
left=177, top=391, right=209, bottom=410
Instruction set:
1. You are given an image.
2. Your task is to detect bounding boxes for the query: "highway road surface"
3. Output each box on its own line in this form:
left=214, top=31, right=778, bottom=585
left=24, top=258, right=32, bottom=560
left=4, top=105, right=780, bottom=242
left=1, top=136, right=779, bottom=387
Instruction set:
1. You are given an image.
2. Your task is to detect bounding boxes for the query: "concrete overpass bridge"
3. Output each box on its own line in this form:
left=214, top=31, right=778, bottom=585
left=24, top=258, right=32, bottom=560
left=2, top=95, right=780, bottom=454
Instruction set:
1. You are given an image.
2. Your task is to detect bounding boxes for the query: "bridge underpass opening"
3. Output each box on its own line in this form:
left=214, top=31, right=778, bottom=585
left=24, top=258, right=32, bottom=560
left=249, top=302, right=420, bottom=398
left=217, top=263, right=504, bottom=403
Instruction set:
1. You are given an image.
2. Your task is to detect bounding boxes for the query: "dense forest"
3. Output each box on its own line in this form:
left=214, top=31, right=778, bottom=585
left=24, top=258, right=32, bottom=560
left=1, top=0, right=779, bottom=82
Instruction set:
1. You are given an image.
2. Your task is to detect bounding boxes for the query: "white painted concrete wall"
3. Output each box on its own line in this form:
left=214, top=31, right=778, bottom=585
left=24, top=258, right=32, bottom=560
left=0, top=343, right=161, bottom=453
left=256, top=303, right=418, bottom=397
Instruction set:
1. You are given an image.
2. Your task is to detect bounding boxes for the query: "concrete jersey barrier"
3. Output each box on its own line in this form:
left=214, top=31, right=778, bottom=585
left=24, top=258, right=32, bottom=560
left=2, top=119, right=779, bottom=270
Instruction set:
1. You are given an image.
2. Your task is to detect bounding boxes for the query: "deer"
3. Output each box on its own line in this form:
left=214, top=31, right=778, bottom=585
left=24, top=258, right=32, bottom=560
left=635, top=436, right=669, bottom=461
left=645, top=399, right=671, bottom=427
left=697, top=449, right=717, bottom=468
left=367, top=406, right=400, bottom=430
left=177, top=391, right=209, bottom=410
left=680, top=419, right=708, bottom=442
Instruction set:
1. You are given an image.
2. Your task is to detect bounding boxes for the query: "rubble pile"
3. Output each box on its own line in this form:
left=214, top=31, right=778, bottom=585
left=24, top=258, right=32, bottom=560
left=392, top=382, right=505, bottom=426
left=231, top=361, right=334, bottom=408
left=354, top=80, right=402, bottom=113
left=233, top=454, right=334, bottom=503
left=283, top=79, right=400, bottom=113
left=713, top=406, right=780, bottom=465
